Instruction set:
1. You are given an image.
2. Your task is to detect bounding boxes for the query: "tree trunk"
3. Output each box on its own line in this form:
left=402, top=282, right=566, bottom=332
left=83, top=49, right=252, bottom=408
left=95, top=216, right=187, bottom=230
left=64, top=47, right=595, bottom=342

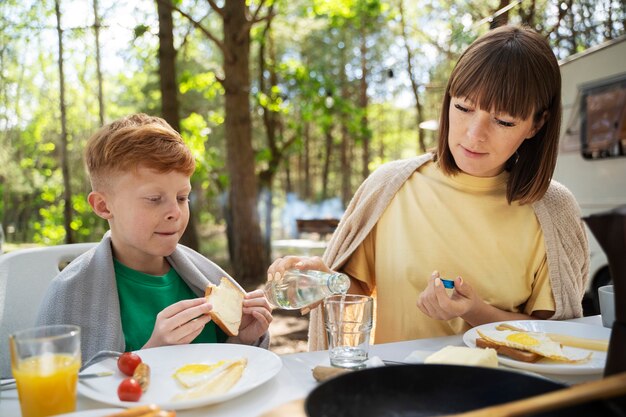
left=285, top=155, right=292, bottom=194
left=604, top=1, right=614, bottom=40
left=518, top=0, right=537, bottom=27
left=359, top=23, right=370, bottom=180
left=303, top=121, right=311, bottom=199
left=156, top=0, right=200, bottom=250
left=55, top=0, right=74, bottom=244
left=258, top=14, right=276, bottom=254
left=490, top=0, right=510, bottom=29
left=398, top=0, right=426, bottom=153
left=157, top=1, right=179, bottom=131
left=280, top=120, right=291, bottom=193
left=222, top=0, right=267, bottom=284
left=339, top=46, right=351, bottom=207
left=321, top=125, right=333, bottom=200
left=163, top=0, right=270, bottom=279
left=378, top=116, right=385, bottom=160
left=92, top=0, right=104, bottom=126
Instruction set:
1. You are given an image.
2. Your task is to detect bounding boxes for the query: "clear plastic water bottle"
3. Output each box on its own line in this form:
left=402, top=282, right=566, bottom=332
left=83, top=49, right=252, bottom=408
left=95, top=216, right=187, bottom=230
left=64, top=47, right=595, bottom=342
left=264, top=269, right=350, bottom=310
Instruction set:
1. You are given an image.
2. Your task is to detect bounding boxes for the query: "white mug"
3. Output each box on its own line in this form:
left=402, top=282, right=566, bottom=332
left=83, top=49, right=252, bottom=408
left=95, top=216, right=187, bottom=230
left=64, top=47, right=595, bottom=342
left=598, top=285, right=615, bottom=328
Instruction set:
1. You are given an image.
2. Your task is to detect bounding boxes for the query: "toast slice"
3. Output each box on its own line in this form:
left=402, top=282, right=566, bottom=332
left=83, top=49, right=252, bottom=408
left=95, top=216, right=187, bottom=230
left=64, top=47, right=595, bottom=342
left=205, top=277, right=245, bottom=337
left=476, top=337, right=542, bottom=363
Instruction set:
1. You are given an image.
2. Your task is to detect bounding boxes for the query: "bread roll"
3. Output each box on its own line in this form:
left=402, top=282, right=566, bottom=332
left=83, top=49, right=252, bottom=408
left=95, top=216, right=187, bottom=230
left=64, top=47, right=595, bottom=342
left=205, top=277, right=244, bottom=336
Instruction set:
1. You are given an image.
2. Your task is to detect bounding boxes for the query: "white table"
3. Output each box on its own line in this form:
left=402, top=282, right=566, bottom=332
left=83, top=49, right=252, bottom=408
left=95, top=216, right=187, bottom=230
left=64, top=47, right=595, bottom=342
left=0, top=316, right=606, bottom=416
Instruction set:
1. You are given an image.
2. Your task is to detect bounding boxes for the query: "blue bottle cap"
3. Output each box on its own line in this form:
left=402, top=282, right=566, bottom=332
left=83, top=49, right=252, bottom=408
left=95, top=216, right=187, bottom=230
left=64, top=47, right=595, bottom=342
left=441, top=278, right=455, bottom=289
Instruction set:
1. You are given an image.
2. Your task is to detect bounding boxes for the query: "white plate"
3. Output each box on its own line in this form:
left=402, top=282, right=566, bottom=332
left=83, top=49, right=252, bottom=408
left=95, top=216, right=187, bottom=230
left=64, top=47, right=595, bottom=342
left=463, top=320, right=610, bottom=375
left=56, top=409, right=123, bottom=417
left=78, top=344, right=282, bottom=410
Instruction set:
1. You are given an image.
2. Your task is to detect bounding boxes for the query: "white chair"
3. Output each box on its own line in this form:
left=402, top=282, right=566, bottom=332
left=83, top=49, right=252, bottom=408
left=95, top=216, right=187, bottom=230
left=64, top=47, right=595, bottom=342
left=0, top=243, right=97, bottom=377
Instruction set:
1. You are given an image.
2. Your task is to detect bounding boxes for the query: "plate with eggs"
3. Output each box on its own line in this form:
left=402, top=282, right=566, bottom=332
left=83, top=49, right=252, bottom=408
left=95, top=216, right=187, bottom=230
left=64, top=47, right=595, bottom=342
left=78, top=344, right=282, bottom=410
left=463, top=320, right=610, bottom=375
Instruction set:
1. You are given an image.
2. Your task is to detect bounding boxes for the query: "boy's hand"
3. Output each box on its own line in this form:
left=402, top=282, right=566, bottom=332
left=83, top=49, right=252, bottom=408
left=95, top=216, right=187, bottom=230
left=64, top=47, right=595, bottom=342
left=142, top=298, right=212, bottom=349
left=231, top=290, right=273, bottom=345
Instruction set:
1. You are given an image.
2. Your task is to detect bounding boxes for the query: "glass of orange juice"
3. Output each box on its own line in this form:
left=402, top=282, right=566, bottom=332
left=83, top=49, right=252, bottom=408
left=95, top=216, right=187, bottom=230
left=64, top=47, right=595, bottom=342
left=9, top=325, right=81, bottom=417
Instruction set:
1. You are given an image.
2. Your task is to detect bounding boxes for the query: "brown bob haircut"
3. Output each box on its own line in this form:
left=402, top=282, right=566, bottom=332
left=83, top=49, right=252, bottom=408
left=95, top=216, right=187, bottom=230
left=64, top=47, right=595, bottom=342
left=436, top=25, right=561, bottom=205
left=85, top=113, right=195, bottom=190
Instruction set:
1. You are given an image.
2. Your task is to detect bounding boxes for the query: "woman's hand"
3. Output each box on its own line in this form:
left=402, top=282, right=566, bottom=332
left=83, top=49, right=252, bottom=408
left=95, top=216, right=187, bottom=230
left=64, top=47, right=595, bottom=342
left=417, top=271, right=539, bottom=326
left=142, top=298, right=212, bottom=349
left=231, top=290, right=273, bottom=345
left=266, top=255, right=331, bottom=281
left=416, top=271, right=479, bottom=321
left=267, top=256, right=332, bottom=314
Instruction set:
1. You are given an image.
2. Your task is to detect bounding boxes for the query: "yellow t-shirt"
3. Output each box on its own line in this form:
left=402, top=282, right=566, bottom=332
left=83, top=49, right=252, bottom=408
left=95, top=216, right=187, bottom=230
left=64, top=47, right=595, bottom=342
left=343, top=161, right=555, bottom=344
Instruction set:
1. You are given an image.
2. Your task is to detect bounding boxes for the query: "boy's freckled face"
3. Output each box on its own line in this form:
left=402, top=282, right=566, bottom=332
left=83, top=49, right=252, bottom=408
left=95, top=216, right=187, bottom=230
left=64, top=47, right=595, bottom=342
left=103, top=166, right=191, bottom=271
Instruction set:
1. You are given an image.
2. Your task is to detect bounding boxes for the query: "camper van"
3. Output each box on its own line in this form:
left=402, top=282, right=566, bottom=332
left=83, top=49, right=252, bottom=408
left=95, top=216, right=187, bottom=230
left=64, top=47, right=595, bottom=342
left=554, top=35, right=626, bottom=314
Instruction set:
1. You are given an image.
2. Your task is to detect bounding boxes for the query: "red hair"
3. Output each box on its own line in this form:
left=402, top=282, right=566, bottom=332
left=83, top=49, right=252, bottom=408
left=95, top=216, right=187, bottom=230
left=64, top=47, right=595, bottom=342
left=85, top=113, right=195, bottom=190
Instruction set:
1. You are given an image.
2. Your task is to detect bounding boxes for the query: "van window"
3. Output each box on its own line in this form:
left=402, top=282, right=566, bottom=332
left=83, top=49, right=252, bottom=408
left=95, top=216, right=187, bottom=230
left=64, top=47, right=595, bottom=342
left=580, top=75, right=626, bottom=160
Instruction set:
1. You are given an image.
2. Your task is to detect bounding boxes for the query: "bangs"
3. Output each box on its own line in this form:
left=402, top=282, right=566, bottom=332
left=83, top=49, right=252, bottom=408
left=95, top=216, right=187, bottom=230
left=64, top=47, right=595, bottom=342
left=108, top=129, right=196, bottom=178
left=449, top=36, right=553, bottom=120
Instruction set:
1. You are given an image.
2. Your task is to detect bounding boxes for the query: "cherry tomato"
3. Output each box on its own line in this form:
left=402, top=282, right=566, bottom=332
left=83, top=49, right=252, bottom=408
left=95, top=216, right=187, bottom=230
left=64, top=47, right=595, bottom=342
left=117, top=352, right=142, bottom=376
left=117, top=377, right=142, bottom=402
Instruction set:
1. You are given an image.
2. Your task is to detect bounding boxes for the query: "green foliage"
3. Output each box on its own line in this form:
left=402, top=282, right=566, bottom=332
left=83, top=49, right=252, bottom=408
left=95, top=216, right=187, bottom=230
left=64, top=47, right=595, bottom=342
left=134, top=24, right=151, bottom=38
left=179, top=70, right=225, bottom=100
left=180, top=111, right=227, bottom=203
left=181, top=112, right=208, bottom=159
left=36, top=179, right=66, bottom=245
left=1, top=0, right=624, bottom=246
left=256, top=88, right=288, bottom=114
left=311, top=0, right=389, bottom=29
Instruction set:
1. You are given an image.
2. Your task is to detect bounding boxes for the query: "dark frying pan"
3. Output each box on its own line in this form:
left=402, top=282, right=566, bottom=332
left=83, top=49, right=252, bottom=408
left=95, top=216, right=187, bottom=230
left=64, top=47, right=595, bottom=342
left=305, top=364, right=626, bottom=417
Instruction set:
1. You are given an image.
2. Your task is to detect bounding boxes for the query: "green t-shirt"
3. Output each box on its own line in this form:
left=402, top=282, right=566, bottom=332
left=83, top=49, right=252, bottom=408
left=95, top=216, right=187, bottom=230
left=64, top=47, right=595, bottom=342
left=114, top=259, right=228, bottom=351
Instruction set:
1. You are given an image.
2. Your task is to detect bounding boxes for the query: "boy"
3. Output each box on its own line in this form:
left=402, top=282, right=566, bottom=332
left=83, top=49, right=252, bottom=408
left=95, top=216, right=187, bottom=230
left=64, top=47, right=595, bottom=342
left=36, top=114, right=271, bottom=363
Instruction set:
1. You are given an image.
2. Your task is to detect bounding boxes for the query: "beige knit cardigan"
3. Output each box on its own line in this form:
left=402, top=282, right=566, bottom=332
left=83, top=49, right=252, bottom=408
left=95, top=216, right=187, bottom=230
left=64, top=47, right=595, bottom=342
left=308, top=154, right=590, bottom=351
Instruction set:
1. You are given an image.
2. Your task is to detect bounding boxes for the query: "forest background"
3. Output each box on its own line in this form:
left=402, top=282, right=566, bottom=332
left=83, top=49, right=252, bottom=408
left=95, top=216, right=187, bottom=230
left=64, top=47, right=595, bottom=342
left=1, top=0, right=625, bottom=293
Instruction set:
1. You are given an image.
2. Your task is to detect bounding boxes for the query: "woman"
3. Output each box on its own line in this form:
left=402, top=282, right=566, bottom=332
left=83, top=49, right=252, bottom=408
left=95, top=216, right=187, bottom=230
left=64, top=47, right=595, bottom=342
left=268, top=25, right=589, bottom=351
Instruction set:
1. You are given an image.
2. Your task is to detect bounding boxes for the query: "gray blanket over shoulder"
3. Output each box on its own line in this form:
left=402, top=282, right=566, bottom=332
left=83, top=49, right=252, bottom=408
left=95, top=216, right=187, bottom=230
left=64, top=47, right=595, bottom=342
left=36, top=234, right=269, bottom=364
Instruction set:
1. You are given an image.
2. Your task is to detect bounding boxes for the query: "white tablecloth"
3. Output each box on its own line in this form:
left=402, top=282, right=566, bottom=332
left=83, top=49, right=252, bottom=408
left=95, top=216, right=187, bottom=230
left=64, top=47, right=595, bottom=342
left=0, top=316, right=606, bottom=416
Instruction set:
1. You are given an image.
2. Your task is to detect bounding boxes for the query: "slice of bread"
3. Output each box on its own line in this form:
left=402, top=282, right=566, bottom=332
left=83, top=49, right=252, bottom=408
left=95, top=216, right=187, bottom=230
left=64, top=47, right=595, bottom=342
left=205, top=277, right=244, bottom=337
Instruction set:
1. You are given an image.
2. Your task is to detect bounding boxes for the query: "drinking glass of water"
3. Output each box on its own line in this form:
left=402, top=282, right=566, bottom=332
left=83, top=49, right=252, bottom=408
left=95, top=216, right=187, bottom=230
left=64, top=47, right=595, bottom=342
left=323, top=294, right=373, bottom=369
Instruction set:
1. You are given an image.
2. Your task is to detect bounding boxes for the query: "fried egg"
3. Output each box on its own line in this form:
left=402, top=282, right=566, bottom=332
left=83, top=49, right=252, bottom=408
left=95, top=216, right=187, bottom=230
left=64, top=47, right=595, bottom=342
left=477, top=329, right=591, bottom=363
left=172, top=358, right=248, bottom=401
left=173, top=360, right=232, bottom=388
